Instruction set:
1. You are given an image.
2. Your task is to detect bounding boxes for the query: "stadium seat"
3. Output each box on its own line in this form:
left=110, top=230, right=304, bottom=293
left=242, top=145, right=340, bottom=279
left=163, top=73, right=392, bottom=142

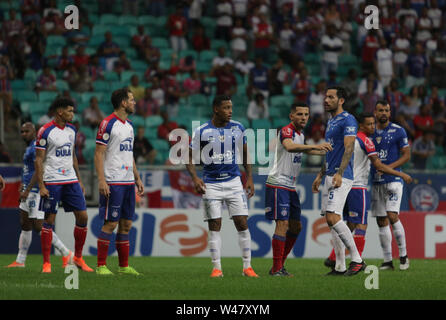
left=118, top=15, right=140, bottom=26
left=272, top=118, right=289, bottom=129
left=31, top=111, right=46, bottom=124
left=145, top=115, right=163, bottom=128
left=80, top=126, right=96, bottom=140
left=138, top=15, right=157, bottom=26
left=46, top=35, right=66, bottom=47
left=270, top=95, right=294, bottom=108
left=92, top=80, right=111, bottom=92
left=38, top=91, right=59, bottom=103
left=125, top=48, right=138, bottom=59
left=99, top=14, right=118, bottom=25
left=104, top=71, right=120, bottom=81
left=14, top=90, right=38, bottom=102
left=211, top=39, right=229, bottom=51
left=152, top=37, right=169, bottom=49
left=113, top=36, right=130, bottom=47
left=131, top=60, right=148, bottom=71
left=11, top=80, right=29, bottom=90
left=188, top=94, right=208, bottom=107
left=55, top=80, right=69, bottom=91
left=88, top=35, right=105, bottom=47
left=108, top=25, right=132, bottom=37
left=199, top=50, right=218, bottom=63
left=83, top=139, right=96, bottom=163
left=303, top=53, right=320, bottom=64
left=234, top=117, right=250, bottom=129
left=81, top=92, right=103, bottom=103
left=24, top=69, right=37, bottom=82
left=151, top=139, right=170, bottom=152
left=92, top=24, right=108, bottom=36
left=251, top=119, right=272, bottom=130
left=131, top=115, right=145, bottom=129
left=339, top=54, right=358, bottom=65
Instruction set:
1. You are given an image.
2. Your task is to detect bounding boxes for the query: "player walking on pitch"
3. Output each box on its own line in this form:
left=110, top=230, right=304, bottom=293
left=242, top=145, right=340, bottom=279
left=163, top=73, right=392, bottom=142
left=186, top=95, right=258, bottom=278
left=6, top=122, right=74, bottom=268
left=265, top=102, right=332, bottom=276
left=312, top=86, right=365, bottom=276
left=371, top=101, right=411, bottom=270
left=324, top=113, right=413, bottom=272
left=95, top=88, right=144, bottom=276
left=35, top=98, right=93, bottom=273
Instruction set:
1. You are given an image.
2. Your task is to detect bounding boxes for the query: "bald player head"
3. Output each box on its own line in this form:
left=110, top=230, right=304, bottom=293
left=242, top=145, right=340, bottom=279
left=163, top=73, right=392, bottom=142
left=20, top=122, right=36, bottom=144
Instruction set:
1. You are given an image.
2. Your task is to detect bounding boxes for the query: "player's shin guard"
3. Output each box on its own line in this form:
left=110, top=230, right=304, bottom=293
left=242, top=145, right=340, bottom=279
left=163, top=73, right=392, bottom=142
left=208, top=231, right=222, bottom=270
left=73, top=224, right=88, bottom=258
left=97, top=231, right=112, bottom=267
left=379, top=225, right=393, bottom=262
left=272, top=234, right=285, bottom=273
left=391, top=220, right=407, bottom=258
left=116, top=233, right=130, bottom=268
left=17, top=230, right=32, bottom=264
left=330, top=228, right=346, bottom=272
left=282, top=231, right=298, bottom=265
left=332, top=220, right=362, bottom=263
left=41, top=223, right=53, bottom=264
left=354, top=229, right=366, bottom=257
left=238, top=229, right=252, bottom=269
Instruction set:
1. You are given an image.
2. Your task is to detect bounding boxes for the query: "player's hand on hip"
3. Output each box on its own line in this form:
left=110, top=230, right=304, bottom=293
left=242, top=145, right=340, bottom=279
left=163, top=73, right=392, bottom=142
left=193, top=177, right=206, bottom=194
left=245, top=178, right=255, bottom=198
left=99, top=180, right=110, bottom=197
left=318, top=142, right=333, bottom=152
left=332, top=173, right=342, bottom=188
left=19, top=190, right=29, bottom=202
left=79, top=181, right=86, bottom=195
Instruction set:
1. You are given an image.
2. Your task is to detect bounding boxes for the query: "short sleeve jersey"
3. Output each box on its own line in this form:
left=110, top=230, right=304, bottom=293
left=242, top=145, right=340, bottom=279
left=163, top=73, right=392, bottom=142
left=35, top=121, right=78, bottom=185
left=266, top=123, right=304, bottom=189
left=190, top=120, right=246, bottom=183
left=96, top=113, right=135, bottom=185
left=371, top=122, right=409, bottom=184
left=325, top=111, right=358, bottom=180
left=22, top=139, right=38, bottom=192
left=353, top=131, right=378, bottom=188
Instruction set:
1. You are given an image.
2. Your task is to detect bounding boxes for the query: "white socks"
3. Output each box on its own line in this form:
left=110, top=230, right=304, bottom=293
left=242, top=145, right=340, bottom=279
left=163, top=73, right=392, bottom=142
left=379, top=225, right=393, bottom=262
left=332, top=220, right=362, bottom=264
left=330, top=228, right=346, bottom=272
left=392, top=220, right=407, bottom=258
left=208, top=231, right=222, bottom=270
left=16, top=230, right=32, bottom=264
left=238, top=229, right=252, bottom=269
left=52, top=231, right=70, bottom=256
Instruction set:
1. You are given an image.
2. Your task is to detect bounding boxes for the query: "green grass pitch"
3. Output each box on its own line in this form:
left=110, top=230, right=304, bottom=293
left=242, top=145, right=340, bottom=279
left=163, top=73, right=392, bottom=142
left=1, top=255, right=446, bottom=300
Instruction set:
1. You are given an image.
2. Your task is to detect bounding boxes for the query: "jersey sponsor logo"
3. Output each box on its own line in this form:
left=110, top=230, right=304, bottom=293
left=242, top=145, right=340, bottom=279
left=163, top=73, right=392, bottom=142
left=378, top=149, right=388, bottom=159
left=365, top=137, right=375, bottom=150
left=388, top=129, right=396, bottom=133
left=120, top=137, right=133, bottom=152
left=293, top=154, right=302, bottom=164
left=410, top=184, right=439, bottom=212
left=55, top=143, right=72, bottom=157
left=346, top=126, right=356, bottom=134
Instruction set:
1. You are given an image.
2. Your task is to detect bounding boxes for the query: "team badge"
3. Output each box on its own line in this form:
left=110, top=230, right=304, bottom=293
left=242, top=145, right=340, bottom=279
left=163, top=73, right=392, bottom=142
left=103, top=133, right=110, bottom=141
left=375, top=137, right=382, bottom=144
left=39, top=139, right=47, bottom=146
left=218, top=135, right=225, bottom=142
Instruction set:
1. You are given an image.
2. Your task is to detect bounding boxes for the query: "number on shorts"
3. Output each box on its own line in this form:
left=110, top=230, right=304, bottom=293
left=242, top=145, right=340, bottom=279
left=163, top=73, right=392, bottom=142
left=389, top=193, right=398, bottom=201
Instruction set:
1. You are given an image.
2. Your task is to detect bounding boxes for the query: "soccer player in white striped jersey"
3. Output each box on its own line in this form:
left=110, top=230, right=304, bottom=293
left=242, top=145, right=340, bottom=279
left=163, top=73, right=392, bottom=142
left=265, top=102, right=332, bottom=276
left=324, top=113, right=412, bottom=273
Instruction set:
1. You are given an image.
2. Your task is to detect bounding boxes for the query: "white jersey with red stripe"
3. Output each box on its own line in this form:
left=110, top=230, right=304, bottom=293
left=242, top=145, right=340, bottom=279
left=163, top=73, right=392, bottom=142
left=35, top=120, right=78, bottom=185
left=266, top=123, right=304, bottom=190
left=96, top=113, right=135, bottom=185
left=352, top=131, right=378, bottom=188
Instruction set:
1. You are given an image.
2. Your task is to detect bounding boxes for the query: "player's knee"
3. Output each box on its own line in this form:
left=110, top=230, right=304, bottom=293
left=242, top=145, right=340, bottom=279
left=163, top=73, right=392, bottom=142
left=376, top=217, right=388, bottom=227
left=388, top=212, right=399, bottom=224
left=289, top=220, right=302, bottom=234
left=325, top=212, right=340, bottom=227
left=118, top=219, right=132, bottom=233
left=275, top=220, right=289, bottom=235
left=208, top=219, right=222, bottom=231
left=233, top=216, right=248, bottom=232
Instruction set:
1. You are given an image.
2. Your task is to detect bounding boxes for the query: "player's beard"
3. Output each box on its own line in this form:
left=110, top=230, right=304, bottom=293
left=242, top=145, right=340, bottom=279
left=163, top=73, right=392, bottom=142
left=378, top=115, right=388, bottom=124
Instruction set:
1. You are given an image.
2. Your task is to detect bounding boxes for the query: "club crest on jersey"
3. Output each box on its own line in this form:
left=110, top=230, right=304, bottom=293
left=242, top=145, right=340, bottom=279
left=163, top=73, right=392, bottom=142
left=102, top=133, right=110, bottom=141
left=218, top=135, right=225, bottom=142
left=55, top=143, right=72, bottom=157
left=39, top=139, right=47, bottom=146
left=376, top=137, right=382, bottom=144
left=120, top=137, right=133, bottom=151
left=281, top=208, right=288, bottom=216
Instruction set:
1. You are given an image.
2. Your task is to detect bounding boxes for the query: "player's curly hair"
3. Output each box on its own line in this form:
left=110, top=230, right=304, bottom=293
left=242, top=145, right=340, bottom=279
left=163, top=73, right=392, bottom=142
left=212, top=94, right=232, bottom=108
left=49, top=97, right=74, bottom=113
left=111, top=87, right=131, bottom=110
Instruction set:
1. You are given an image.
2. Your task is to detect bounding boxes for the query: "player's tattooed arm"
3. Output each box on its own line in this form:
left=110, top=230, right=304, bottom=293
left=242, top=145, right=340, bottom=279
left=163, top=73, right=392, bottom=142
left=387, top=146, right=411, bottom=169
left=282, top=139, right=332, bottom=154
left=333, top=135, right=355, bottom=187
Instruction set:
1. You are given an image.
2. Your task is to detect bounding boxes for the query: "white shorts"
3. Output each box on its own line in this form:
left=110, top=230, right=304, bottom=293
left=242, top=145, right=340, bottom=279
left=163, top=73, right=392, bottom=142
left=371, top=182, right=403, bottom=217
left=321, top=176, right=353, bottom=215
left=19, top=191, right=44, bottom=219
left=202, top=177, right=249, bottom=221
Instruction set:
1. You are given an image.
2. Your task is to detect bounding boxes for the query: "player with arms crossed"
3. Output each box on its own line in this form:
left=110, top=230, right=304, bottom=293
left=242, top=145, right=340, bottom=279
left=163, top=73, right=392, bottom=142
left=6, top=122, right=73, bottom=268
left=35, top=98, right=93, bottom=273
left=186, top=95, right=258, bottom=278
left=312, top=86, right=366, bottom=276
left=324, top=113, right=413, bottom=273
left=371, top=101, right=411, bottom=270
left=95, top=88, right=144, bottom=276
left=266, top=102, right=332, bottom=276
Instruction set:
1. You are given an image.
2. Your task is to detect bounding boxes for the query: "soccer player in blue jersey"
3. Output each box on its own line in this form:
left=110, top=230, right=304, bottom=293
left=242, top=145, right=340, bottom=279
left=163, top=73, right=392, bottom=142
left=186, top=95, right=258, bottom=278
left=95, top=88, right=145, bottom=276
left=312, top=86, right=366, bottom=276
left=6, top=122, right=73, bottom=269
left=371, top=101, right=411, bottom=270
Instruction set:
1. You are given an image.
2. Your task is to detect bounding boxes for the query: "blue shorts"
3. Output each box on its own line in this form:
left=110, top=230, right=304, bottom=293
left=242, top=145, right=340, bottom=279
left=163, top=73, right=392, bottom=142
left=99, top=184, right=135, bottom=222
left=265, top=185, right=301, bottom=221
left=39, top=182, right=87, bottom=214
left=343, top=187, right=369, bottom=225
